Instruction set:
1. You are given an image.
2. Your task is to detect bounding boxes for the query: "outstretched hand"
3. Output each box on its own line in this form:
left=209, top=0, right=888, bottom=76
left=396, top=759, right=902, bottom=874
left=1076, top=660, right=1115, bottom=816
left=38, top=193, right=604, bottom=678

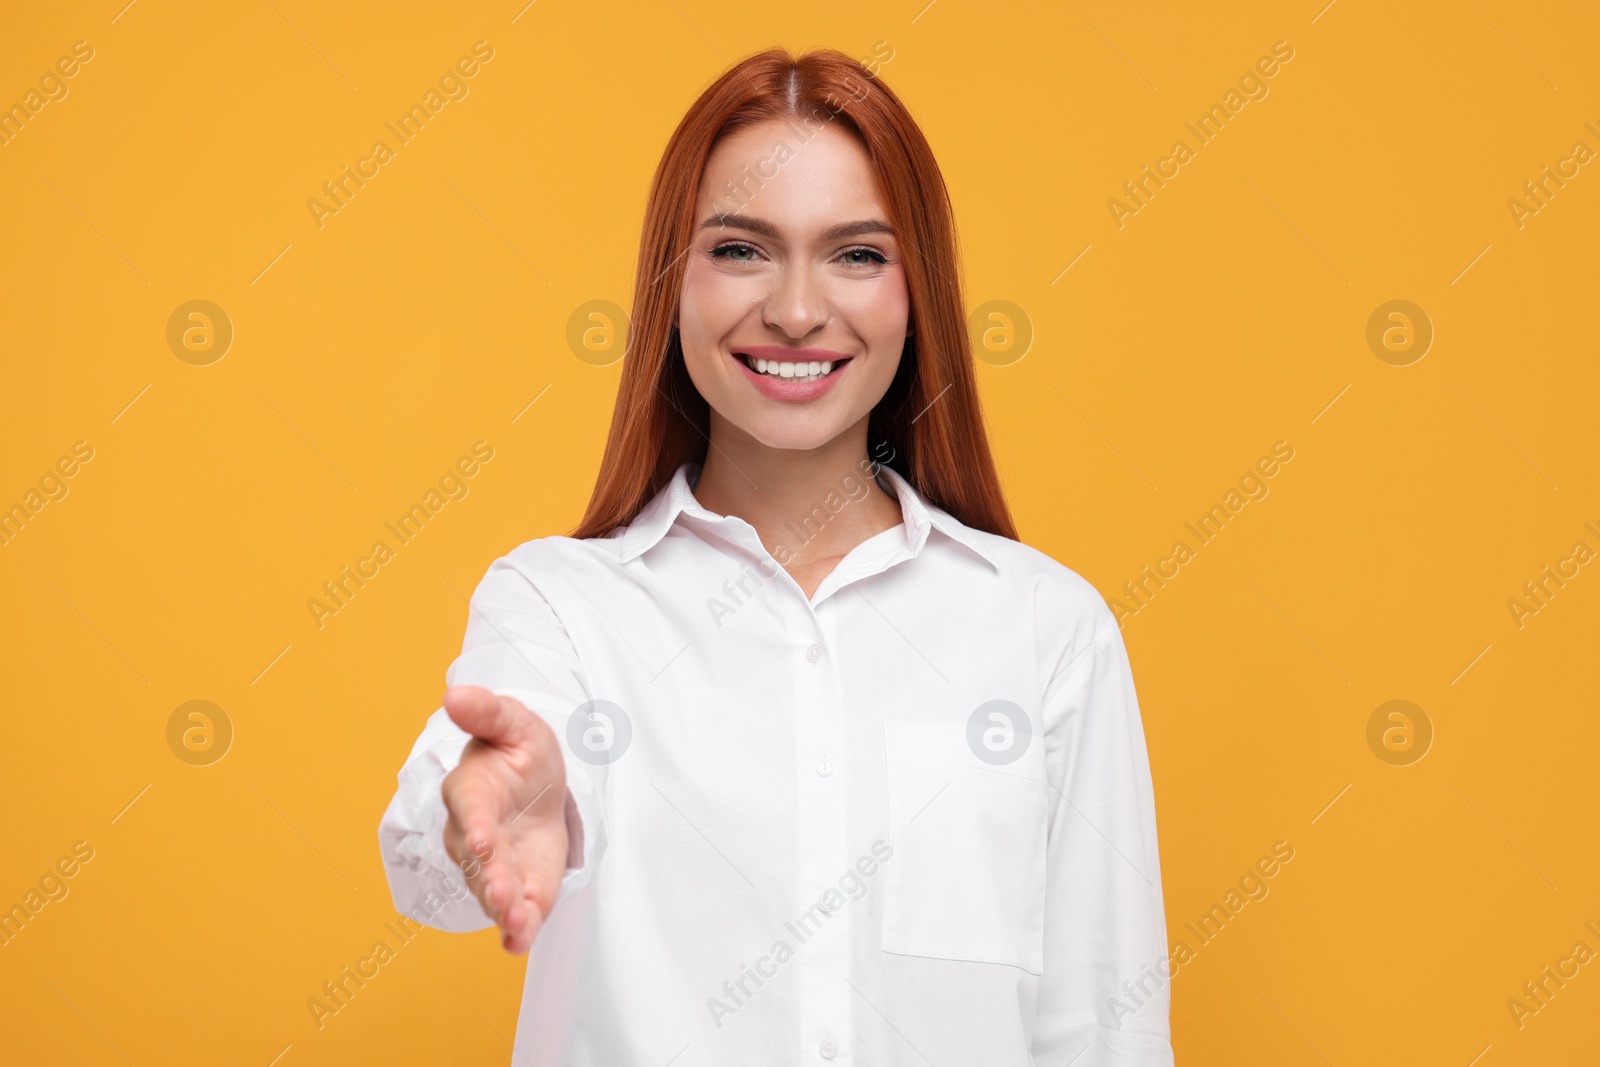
left=440, top=685, right=571, bottom=955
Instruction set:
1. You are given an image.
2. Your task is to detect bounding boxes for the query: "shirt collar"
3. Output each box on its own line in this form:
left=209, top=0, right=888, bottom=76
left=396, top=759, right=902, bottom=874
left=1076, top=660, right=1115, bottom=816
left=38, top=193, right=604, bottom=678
left=618, top=460, right=1001, bottom=570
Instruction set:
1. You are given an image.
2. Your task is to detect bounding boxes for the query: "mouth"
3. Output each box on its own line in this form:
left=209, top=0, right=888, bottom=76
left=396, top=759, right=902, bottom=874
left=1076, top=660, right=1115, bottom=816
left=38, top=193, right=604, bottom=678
left=734, top=351, right=852, bottom=383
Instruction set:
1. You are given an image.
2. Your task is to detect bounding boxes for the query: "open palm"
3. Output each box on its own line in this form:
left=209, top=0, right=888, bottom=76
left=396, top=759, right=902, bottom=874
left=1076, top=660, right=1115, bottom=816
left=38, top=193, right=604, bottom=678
left=440, top=685, right=571, bottom=955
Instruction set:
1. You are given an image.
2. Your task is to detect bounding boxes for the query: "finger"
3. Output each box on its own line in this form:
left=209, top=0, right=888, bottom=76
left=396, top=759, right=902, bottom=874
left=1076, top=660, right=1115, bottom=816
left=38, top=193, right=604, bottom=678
left=483, top=823, right=528, bottom=938
left=443, top=685, right=529, bottom=747
left=502, top=882, right=547, bottom=956
left=500, top=840, right=565, bottom=955
left=442, top=774, right=507, bottom=901
left=446, top=807, right=515, bottom=927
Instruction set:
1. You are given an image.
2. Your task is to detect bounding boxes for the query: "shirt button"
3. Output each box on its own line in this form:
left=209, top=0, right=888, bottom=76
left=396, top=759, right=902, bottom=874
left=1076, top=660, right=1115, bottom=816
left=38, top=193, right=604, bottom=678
left=806, top=643, right=822, bottom=663
left=816, top=756, right=833, bottom=777
left=819, top=1037, right=838, bottom=1059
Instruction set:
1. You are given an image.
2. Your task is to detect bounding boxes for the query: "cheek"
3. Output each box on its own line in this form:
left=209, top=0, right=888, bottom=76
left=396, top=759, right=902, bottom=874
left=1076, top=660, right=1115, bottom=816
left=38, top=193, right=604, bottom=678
left=679, top=265, right=751, bottom=362
left=834, top=273, right=910, bottom=356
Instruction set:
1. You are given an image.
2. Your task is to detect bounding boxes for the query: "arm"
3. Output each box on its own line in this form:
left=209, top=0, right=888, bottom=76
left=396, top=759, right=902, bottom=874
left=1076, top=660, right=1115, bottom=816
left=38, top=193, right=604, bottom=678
left=377, top=548, right=607, bottom=937
left=1032, top=614, right=1174, bottom=1066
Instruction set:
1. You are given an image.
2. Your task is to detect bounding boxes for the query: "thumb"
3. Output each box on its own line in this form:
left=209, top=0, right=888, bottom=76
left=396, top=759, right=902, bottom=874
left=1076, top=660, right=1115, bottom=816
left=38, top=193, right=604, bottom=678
left=443, top=685, right=528, bottom=746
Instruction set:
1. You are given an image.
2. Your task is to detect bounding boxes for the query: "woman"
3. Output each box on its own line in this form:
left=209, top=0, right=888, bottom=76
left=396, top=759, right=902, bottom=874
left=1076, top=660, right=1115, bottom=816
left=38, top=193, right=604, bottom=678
left=379, top=46, right=1172, bottom=1066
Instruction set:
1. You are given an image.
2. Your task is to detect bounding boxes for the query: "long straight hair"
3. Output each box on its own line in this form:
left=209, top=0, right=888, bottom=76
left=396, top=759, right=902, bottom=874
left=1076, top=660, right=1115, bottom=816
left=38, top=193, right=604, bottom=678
left=571, top=46, right=1017, bottom=542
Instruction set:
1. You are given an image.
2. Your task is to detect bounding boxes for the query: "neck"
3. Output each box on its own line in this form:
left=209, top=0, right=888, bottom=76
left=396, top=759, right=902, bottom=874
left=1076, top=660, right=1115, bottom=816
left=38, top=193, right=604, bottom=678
left=692, top=412, right=903, bottom=567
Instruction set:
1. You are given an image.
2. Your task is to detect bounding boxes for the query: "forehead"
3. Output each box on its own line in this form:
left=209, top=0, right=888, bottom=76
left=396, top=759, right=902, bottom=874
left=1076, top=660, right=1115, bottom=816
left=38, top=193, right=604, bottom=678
left=696, top=118, right=889, bottom=230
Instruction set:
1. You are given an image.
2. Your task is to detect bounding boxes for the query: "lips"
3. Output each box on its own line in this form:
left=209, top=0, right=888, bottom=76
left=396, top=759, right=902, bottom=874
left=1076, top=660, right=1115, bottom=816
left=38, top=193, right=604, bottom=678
left=731, top=346, right=854, bottom=402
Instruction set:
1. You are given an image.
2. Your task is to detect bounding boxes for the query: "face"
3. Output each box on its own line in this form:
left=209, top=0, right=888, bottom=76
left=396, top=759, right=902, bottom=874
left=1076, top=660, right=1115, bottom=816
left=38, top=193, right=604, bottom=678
left=676, top=117, right=911, bottom=453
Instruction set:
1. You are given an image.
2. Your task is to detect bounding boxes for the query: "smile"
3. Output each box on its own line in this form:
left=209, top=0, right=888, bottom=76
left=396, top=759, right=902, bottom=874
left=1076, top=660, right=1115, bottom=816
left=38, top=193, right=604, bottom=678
left=731, top=347, right=854, bottom=402
left=737, top=353, right=844, bottom=383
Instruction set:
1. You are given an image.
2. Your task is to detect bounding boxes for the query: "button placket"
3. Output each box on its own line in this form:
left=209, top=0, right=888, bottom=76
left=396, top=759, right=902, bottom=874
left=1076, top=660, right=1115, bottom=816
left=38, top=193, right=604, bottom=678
left=793, top=600, right=849, bottom=1065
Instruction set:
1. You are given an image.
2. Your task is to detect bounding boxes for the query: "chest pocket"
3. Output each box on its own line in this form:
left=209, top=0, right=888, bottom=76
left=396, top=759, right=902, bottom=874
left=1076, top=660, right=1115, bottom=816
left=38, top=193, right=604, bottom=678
left=880, top=718, right=1048, bottom=975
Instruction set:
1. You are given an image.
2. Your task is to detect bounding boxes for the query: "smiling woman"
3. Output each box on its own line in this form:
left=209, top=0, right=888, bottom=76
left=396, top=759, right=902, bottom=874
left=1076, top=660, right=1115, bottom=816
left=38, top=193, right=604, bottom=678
left=379, top=45, right=1173, bottom=1067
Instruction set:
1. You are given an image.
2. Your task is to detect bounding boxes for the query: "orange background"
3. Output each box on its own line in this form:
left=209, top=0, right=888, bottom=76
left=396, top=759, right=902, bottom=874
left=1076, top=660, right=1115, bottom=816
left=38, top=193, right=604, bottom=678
left=2, top=1, right=1597, bottom=1064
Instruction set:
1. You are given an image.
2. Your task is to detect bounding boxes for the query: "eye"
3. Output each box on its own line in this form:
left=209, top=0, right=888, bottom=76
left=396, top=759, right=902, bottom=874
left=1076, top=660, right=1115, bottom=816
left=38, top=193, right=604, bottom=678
left=838, top=245, right=889, bottom=268
left=709, top=241, right=761, bottom=263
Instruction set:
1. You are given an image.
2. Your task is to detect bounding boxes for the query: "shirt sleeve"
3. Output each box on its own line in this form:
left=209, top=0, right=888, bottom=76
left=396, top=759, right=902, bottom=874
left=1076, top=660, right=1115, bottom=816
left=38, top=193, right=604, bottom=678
left=1032, top=614, right=1174, bottom=1066
left=376, top=545, right=606, bottom=933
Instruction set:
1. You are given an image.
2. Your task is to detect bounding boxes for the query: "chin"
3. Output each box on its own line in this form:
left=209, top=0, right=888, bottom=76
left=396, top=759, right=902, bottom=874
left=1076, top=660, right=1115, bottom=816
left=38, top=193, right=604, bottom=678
left=737, top=412, right=852, bottom=453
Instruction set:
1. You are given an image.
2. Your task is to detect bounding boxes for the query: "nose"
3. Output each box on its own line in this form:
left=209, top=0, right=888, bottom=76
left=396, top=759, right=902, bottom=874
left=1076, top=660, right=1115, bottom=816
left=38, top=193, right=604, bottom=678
left=762, top=263, right=829, bottom=338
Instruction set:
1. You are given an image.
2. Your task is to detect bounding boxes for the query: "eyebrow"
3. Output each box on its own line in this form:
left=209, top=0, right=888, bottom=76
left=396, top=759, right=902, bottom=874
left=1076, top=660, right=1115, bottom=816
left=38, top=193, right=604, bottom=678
left=697, top=215, right=895, bottom=241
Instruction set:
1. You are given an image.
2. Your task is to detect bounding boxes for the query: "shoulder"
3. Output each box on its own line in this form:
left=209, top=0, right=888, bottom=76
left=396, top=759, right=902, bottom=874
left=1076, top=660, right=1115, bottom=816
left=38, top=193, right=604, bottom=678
left=933, top=511, right=1116, bottom=635
left=1004, top=537, right=1116, bottom=633
left=473, top=531, right=630, bottom=600
left=933, top=517, right=1119, bottom=677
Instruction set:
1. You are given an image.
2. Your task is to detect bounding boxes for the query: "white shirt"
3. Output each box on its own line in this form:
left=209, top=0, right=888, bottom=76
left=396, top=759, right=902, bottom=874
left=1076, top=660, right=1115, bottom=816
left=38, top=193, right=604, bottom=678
left=378, top=458, right=1173, bottom=1066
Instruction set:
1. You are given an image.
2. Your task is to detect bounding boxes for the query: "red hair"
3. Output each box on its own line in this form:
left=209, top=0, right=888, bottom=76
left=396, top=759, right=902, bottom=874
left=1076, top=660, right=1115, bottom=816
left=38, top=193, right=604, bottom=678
left=571, top=45, right=1017, bottom=542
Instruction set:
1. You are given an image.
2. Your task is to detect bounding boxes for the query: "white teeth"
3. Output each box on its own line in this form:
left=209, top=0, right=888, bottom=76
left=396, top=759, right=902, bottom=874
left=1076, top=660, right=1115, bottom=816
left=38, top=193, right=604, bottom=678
left=744, top=355, right=837, bottom=383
